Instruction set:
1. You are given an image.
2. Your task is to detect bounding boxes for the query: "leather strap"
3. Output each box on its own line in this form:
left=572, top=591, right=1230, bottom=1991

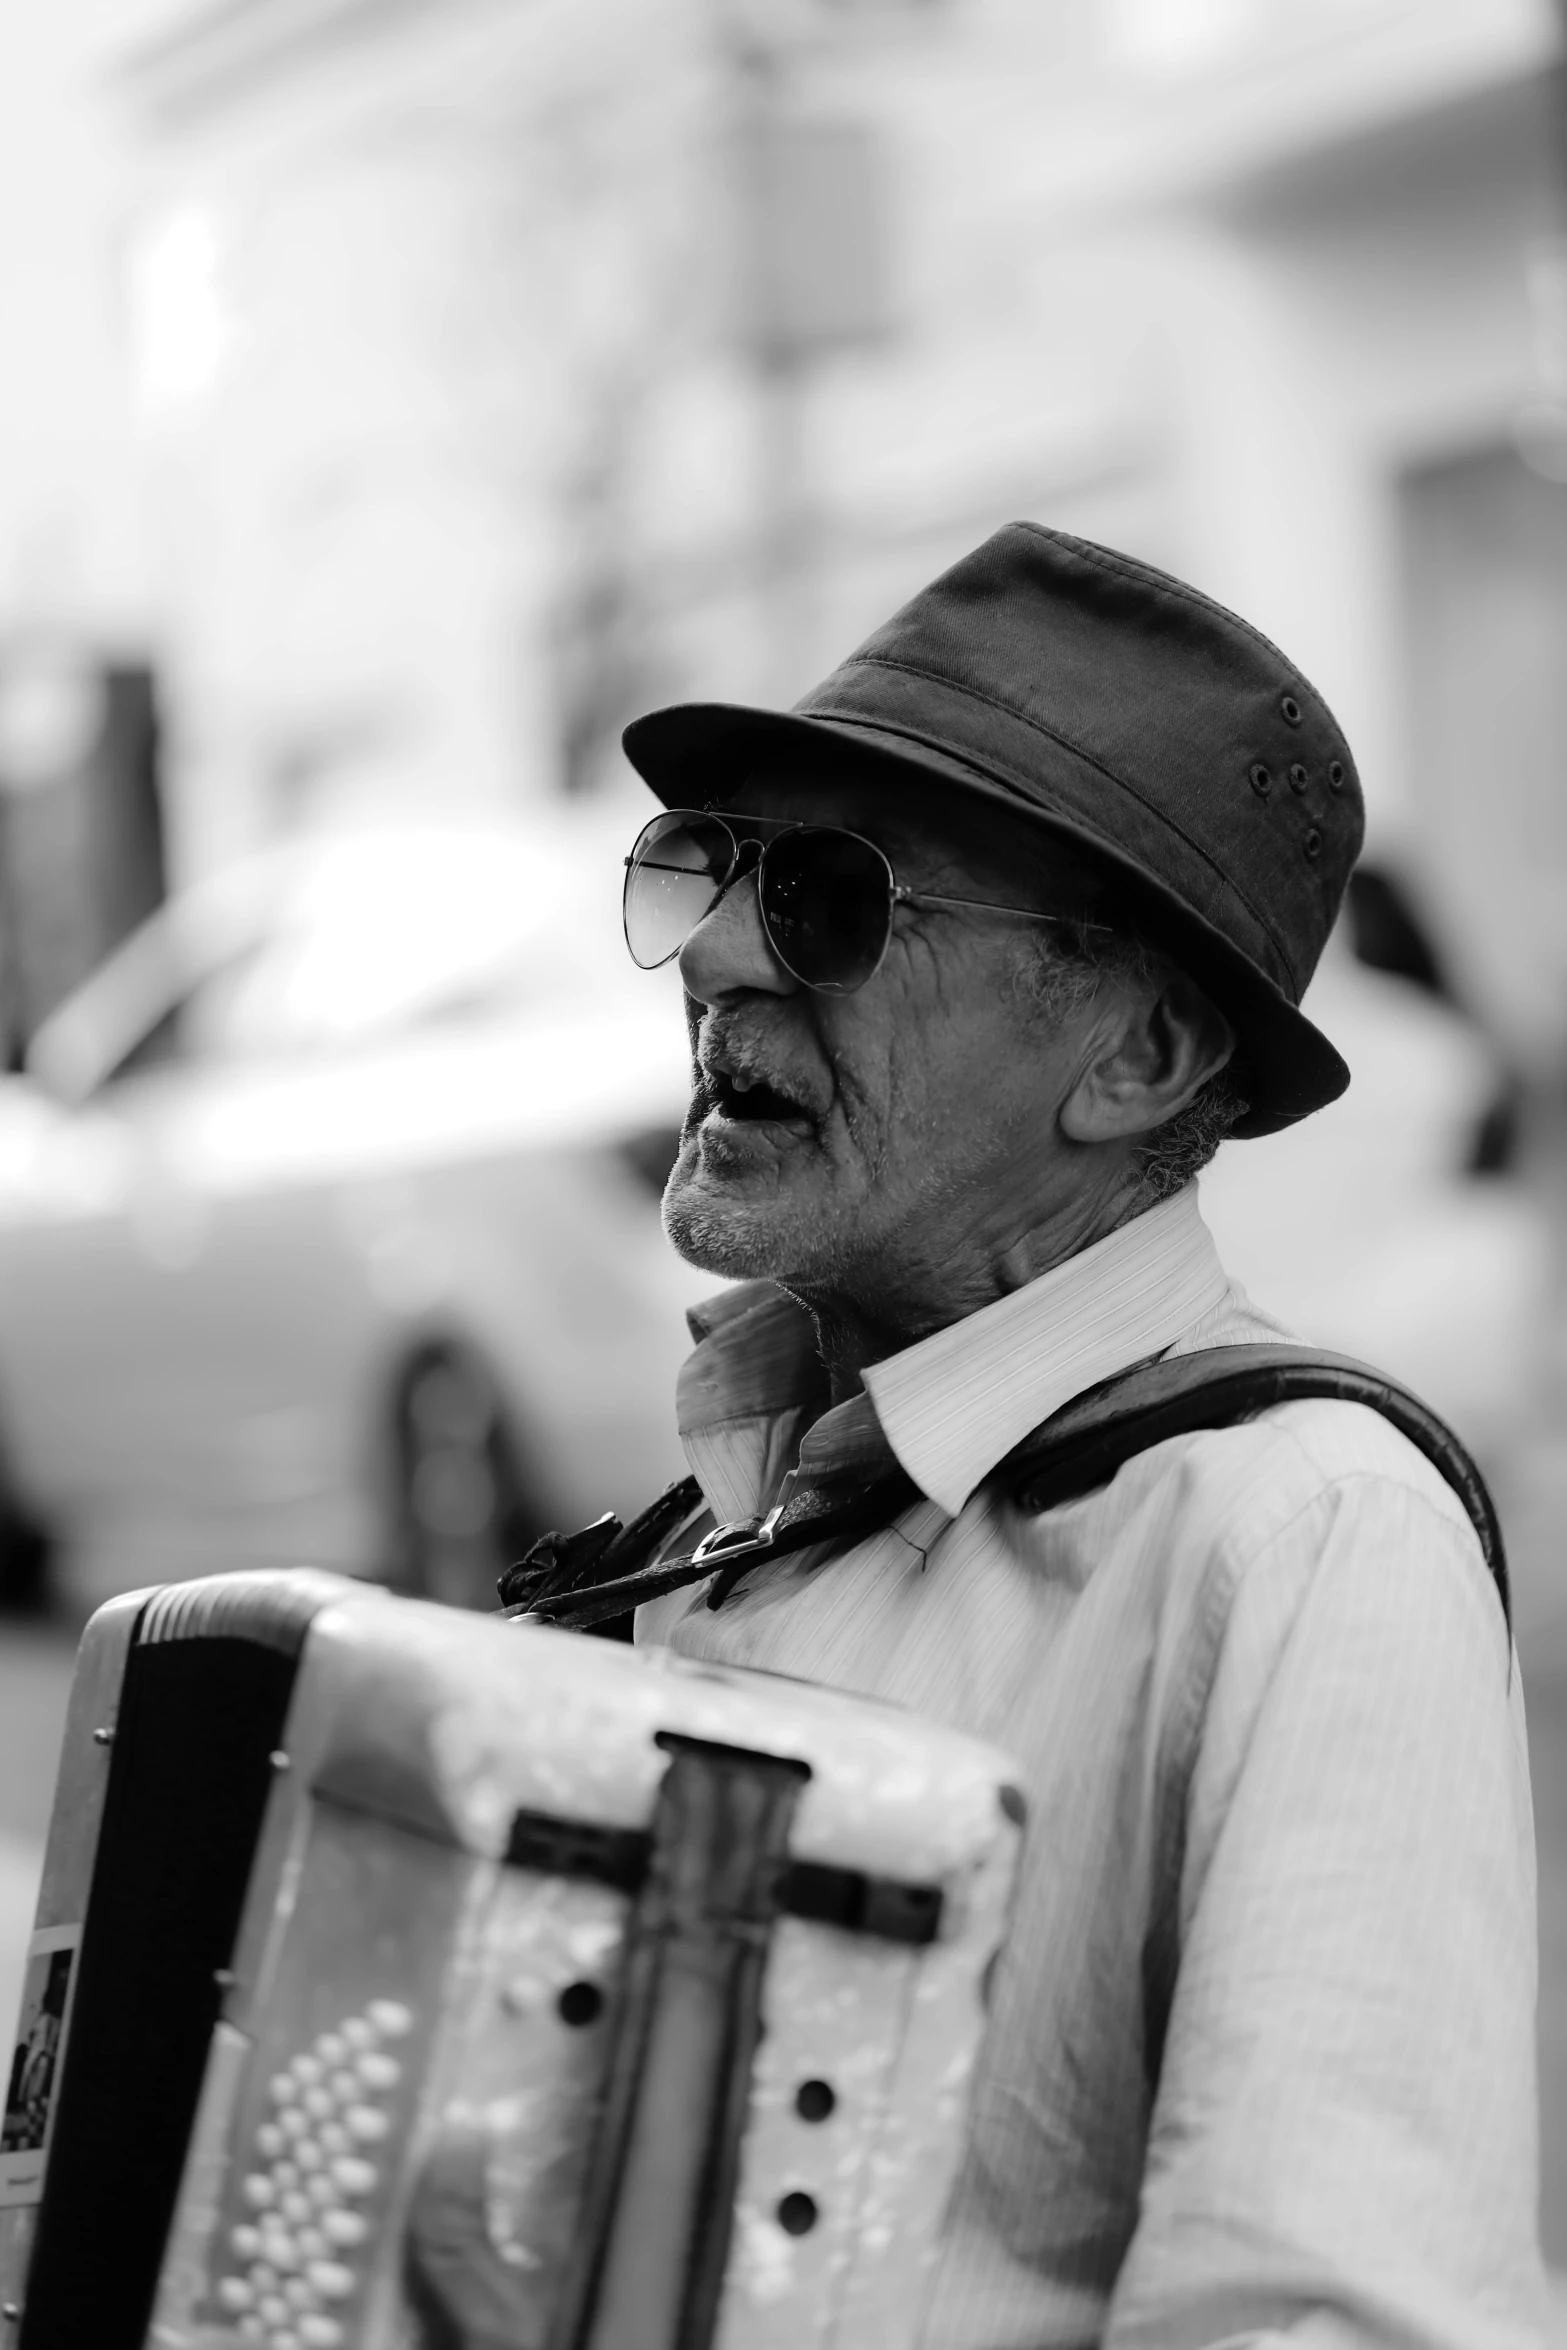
left=507, top=1345, right=1509, bottom=1634
left=503, top=1466, right=920, bottom=1630
left=554, top=1738, right=809, bottom=2350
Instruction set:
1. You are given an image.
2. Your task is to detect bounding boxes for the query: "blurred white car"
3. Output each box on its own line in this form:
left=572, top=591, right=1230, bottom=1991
left=0, top=819, right=711, bottom=1615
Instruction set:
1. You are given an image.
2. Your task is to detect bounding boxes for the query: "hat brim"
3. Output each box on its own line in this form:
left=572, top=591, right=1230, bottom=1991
left=622, top=700, right=1349, bottom=1140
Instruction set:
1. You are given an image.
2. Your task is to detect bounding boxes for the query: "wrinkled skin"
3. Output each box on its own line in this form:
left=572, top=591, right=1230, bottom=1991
left=663, top=765, right=1233, bottom=1394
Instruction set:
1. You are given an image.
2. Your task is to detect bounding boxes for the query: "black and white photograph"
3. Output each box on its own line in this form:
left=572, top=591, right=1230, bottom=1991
left=1, top=2, right=1566, bottom=2345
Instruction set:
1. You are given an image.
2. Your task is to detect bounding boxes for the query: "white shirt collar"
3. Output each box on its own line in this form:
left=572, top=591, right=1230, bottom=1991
left=861, top=1184, right=1230, bottom=1515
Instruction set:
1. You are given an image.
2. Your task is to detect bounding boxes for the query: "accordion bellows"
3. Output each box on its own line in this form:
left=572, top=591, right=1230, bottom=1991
left=1, top=1572, right=1023, bottom=2350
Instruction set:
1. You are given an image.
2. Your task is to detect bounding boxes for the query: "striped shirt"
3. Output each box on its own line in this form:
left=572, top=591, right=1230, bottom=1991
left=636, top=1184, right=1547, bottom=2348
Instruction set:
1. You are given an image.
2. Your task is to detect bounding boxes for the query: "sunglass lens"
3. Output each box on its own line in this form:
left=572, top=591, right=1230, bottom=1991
left=761, top=827, right=892, bottom=991
left=624, top=813, right=733, bottom=968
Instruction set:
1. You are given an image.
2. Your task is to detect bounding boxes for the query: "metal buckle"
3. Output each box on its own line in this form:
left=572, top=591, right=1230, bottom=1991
left=690, top=1516, right=766, bottom=1565
left=689, top=1500, right=786, bottom=1567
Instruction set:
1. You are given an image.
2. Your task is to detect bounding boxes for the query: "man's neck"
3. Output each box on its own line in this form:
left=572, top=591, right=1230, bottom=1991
left=788, top=1173, right=1150, bottom=1406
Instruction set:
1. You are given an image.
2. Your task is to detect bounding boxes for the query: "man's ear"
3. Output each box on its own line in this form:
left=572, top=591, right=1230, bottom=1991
left=1059, top=972, right=1234, bottom=1145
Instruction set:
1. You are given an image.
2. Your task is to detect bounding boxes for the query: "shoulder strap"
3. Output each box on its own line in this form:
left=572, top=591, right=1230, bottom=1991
left=506, top=1344, right=1508, bottom=1635
left=998, top=1343, right=1509, bottom=1630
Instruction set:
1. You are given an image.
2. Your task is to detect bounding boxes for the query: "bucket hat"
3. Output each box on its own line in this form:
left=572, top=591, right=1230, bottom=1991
left=622, top=521, right=1363, bottom=1137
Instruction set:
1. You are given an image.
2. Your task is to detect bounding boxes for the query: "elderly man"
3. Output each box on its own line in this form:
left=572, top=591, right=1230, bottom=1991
left=555, top=525, right=1544, bottom=2345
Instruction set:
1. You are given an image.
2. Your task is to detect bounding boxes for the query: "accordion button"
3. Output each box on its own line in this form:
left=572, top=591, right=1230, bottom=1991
left=272, top=2334, right=300, bottom=2350
left=345, top=2106, right=388, bottom=2144
left=303, top=2089, right=334, bottom=2122
left=242, top=2175, right=276, bottom=2209
left=316, top=2035, right=346, bottom=2066
left=321, top=2210, right=367, bottom=2248
left=328, top=2072, right=358, bottom=2105
left=256, top=2124, right=285, bottom=2159
left=367, top=2000, right=413, bottom=2038
left=342, top=2018, right=373, bottom=2050
left=293, top=2056, right=323, bottom=2087
left=258, top=2297, right=289, bottom=2326
left=318, top=2123, right=349, bottom=2157
left=305, top=2261, right=355, bottom=2301
left=281, top=2192, right=313, bottom=2226
left=299, top=2320, right=344, bottom=2348
left=231, top=2226, right=262, bottom=2260
left=356, top=2051, right=400, bottom=2091
left=294, top=2141, right=322, bottom=2172
left=217, top=2278, right=253, bottom=2312
left=330, top=2156, right=378, bottom=2197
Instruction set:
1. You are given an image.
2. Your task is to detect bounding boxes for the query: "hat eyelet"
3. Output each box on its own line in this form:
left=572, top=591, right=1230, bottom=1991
left=1287, top=763, right=1308, bottom=793
left=1280, top=694, right=1303, bottom=727
left=1327, top=759, right=1346, bottom=792
left=1303, top=827, right=1323, bottom=860
left=1248, top=763, right=1271, bottom=797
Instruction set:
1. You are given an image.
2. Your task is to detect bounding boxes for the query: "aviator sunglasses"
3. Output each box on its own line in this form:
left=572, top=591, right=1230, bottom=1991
left=624, top=807, right=1109, bottom=994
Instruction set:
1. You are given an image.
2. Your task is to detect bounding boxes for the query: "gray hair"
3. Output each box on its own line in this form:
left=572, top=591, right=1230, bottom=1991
left=1010, top=919, right=1250, bottom=1204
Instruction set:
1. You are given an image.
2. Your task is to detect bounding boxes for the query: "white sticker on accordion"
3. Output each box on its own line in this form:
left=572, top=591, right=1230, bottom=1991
left=0, top=1925, right=81, bottom=2206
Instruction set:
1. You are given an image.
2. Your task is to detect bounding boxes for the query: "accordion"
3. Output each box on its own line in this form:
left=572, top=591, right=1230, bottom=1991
left=1, top=1571, right=1022, bottom=2350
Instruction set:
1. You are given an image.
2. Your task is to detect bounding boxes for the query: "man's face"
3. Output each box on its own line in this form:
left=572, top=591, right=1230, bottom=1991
left=661, top=765, right=1113, bottom=1322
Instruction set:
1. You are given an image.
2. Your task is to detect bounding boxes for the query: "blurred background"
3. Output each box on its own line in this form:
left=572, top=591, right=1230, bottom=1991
left=2, top=0, right=1567, bottom=2300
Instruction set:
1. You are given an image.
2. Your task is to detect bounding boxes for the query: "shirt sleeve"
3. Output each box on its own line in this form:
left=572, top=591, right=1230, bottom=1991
left=1104, top=1463, right=1548, bottom=2350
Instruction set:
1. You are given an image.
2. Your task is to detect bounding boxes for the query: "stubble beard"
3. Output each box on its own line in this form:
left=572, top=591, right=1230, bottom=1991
left=661, top=1067, right=971, bottom=1298
left=661, top=1050, right=849, bottom=1284
left=662, top=1127, right=853, bottom=1288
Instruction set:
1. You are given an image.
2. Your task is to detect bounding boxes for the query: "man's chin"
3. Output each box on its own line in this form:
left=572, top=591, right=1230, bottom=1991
left=661, top=1139, right=822, bottom=1282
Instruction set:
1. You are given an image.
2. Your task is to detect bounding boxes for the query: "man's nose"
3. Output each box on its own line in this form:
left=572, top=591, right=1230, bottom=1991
left=678, top=856, right=797, bottom=1005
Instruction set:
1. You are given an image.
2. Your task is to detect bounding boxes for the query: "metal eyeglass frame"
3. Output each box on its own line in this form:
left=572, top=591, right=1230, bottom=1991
left=624, top=807, right=1114, bottom=994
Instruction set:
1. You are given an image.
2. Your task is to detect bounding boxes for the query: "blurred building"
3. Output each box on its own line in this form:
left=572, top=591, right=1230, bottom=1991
left=0, top=0, right=1557, bottom=1075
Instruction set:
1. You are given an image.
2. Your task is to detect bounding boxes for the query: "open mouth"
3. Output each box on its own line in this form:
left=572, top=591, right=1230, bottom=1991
left=707, top=1069, right=816, bottom=1129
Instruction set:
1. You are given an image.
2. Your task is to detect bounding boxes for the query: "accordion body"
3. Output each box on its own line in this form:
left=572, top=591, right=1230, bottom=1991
left=0, top=1572, right=1022, bottom=2350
